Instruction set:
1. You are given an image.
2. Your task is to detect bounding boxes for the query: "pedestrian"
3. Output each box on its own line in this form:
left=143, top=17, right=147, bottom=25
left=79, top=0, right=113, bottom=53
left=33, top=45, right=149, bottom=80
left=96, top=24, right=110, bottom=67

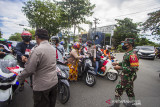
left=16, top=31, right=35, bottom=90
left=110, top=38, right=139, bottom=107
left=67, top=42, right=83, bottom=81
left=51, top=36, right=65, bottom=62
left=18, top=29, right=58, bottom=107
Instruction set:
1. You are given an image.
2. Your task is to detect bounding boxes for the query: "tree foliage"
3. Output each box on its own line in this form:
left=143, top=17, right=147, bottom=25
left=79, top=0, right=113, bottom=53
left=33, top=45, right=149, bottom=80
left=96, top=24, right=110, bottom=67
left=22, top=0, right=62, bottom=36
left=58, top=0, right=95, bottom=35
left=112, top=18, right=140, bottom=48
left=9, top=33, right=22, bottom=41
left=0, top=30, right=2, bottom=38
left=142, top=10, right=160, bottom=40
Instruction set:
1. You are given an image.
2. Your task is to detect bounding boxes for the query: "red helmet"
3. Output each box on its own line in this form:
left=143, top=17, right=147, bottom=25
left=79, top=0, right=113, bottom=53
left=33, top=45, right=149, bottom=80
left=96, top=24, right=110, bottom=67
left=21, top=31, right=32, bottom=37
left=73, top=42, right=80, bottom=49
left=21, top=31, right=32, bottom=42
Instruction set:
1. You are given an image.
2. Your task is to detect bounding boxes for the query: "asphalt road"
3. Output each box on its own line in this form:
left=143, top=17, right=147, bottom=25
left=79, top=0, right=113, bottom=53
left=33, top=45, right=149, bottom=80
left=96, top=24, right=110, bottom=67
left=4, top=53, right=160, bottom=107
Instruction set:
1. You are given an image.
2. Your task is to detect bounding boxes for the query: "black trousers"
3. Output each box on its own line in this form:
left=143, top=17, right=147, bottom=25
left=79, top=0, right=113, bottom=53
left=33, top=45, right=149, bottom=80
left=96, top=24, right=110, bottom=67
left=33, top=84, right=57, bottom=107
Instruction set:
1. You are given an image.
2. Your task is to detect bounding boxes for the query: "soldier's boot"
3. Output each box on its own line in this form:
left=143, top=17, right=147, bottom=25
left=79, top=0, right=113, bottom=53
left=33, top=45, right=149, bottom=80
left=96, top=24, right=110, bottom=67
left=109, top=103, right=120, bottom=107
left=123, top=102, right=136, bottom=107
left=123, top=97, right=136, bottom=107
left=109, top=97, right=121, bottom=107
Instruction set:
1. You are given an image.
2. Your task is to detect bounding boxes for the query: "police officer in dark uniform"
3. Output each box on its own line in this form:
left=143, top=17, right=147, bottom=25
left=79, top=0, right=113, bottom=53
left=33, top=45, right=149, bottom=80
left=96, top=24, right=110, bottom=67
left=111, top=38, right=139, bottom=107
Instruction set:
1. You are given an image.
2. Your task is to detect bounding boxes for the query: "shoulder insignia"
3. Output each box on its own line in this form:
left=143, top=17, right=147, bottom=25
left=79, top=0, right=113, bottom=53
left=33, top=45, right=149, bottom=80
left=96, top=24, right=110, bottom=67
left=130, top=54, right=139, bottom=67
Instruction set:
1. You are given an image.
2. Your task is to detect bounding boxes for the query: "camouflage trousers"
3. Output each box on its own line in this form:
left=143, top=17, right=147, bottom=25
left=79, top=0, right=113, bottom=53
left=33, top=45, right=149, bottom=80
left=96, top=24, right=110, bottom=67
left=115, top=74, right=137, bottom=100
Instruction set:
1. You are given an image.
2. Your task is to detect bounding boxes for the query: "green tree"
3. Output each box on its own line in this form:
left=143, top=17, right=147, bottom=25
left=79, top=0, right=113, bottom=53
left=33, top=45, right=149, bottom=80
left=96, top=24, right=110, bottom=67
left=0, top=29, right=2, bottom=38
left=9, top=33, right=22, bottom=41
left=22, top=0, right=62, bottom=37
left=112, top=18, right=140, bottom=48
left=58, top=0, right=95, bottom=36
left=137, top=37, right=160, bottom=47
left=142, top=10, right=160, bottom=40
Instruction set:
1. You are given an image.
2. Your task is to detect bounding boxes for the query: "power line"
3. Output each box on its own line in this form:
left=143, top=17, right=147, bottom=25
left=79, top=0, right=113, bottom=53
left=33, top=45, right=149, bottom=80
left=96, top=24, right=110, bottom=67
left=114, top=6, right=160, bottom=18
left=98, top=6, right=160, bottom=20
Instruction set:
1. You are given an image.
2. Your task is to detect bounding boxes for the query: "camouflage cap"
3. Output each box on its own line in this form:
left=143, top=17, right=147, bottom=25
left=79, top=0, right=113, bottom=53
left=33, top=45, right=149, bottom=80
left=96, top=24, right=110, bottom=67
left=124, top=38, right=135, bottom=44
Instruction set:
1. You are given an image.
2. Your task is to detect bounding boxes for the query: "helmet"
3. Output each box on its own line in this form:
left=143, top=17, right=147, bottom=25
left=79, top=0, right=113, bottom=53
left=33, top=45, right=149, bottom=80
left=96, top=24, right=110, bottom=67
left=87, top=40, right=93, bottom=45
left=21, top=31, right=32, bottom=42
left=60, top=41, right=64, bottom=45
left=73, top=42, right=80, bottom=49
left=51, top=36, right=59, bottom=45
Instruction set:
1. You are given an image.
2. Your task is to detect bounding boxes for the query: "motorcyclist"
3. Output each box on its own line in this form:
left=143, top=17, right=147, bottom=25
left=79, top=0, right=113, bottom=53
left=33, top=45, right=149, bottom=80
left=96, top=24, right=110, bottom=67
left=84, top=40, right=96, bottom=62
left=0, top=38, right=11, bottom=53
left=16, top=31, right=34, bottom=91
left=104, top=46, right=111, bottom=60
left=95, top=44, right=102, bottom=74
left=16, top=31, right=35, bottom=67
left=51, top=36, right=65, bottom=62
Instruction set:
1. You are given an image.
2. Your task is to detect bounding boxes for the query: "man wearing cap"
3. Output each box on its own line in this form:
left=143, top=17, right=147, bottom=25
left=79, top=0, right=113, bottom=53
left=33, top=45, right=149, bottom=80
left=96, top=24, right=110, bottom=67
left=85, top=40, right=96, bottom=62
left=111, top=38, right=139, bottom=107
left=18, top=29, right=58, bottom=107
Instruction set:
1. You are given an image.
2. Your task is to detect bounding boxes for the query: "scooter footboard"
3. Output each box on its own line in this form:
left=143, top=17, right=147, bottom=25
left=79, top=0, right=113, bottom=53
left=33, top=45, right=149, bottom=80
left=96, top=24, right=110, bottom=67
left=88, top=70, right=96, bottom=75
left=108, top=69, right=118, bottom=74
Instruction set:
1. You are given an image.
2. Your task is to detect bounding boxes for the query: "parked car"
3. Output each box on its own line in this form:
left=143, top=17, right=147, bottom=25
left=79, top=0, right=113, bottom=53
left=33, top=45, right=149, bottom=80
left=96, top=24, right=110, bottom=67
left=133, top=46, right=142, bottom=53
left=137, top=46, right=155, bottom=60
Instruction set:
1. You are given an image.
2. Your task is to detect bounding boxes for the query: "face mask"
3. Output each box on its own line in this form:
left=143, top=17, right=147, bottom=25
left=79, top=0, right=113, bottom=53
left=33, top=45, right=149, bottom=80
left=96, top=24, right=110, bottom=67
left=23, top=37, right=31, bottom=42
left=122, top=45, right=128, bottom=50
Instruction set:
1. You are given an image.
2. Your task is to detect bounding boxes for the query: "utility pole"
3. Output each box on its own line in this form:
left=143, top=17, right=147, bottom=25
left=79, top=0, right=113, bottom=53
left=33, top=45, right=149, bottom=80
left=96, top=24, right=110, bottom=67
left=93, top=18, right=99, bottom=34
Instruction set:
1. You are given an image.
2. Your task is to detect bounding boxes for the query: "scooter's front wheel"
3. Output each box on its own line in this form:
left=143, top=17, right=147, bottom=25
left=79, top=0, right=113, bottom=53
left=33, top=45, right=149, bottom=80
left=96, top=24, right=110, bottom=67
left=58, top=83, right=70, bottom=104
left=106, top=72, right=118, bottom=81
left=85, top=73, right=96, bottom=87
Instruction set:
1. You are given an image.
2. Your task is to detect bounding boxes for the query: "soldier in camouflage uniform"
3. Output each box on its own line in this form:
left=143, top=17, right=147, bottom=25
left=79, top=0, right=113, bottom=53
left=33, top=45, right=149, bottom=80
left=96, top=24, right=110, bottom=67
left=111, top=38, right=139, bottom=107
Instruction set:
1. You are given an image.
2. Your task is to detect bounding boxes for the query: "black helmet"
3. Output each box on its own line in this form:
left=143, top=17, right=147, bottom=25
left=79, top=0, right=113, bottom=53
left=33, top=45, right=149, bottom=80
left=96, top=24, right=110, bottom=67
left=51, top=36, right=59, bottom=45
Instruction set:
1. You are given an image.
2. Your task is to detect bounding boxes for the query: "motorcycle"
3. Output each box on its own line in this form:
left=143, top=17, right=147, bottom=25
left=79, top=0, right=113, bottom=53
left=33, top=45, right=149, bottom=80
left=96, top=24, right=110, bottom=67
left=97, top=56, right=118, bottom=81
left=78, top=56, right=96, bottom=87
left=0, top=54, right=23, bottom=106
left=57, top=61, right=70, bottom=104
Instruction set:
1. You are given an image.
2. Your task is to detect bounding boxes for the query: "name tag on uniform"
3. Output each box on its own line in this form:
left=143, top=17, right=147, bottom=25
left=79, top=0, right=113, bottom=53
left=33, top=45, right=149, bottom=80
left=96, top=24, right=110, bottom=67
left=25, top=49, right=31, bottom=55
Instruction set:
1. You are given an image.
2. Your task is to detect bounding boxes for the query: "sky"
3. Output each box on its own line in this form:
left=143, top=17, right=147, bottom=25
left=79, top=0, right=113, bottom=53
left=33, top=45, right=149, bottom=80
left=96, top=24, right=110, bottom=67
left=0, top=0, right=160, bottom=43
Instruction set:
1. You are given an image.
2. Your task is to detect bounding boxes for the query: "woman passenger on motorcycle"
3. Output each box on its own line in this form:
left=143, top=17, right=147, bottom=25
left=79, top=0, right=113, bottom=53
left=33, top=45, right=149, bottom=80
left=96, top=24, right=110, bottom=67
left=104, top=46, right=111, bottom=60
left=95, top=45, right=102, bottom=75
left=67, top=42, right=83, bottom=81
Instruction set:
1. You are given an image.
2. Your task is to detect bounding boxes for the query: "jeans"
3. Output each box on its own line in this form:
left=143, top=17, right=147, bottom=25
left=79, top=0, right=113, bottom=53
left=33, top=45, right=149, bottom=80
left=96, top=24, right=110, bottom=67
left=95, top=61, right=99, bottom=74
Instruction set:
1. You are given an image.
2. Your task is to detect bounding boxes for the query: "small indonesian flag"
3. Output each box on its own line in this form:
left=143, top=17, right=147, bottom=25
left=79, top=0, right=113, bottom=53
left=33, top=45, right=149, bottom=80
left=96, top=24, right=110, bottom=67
left=8, top=44, right=12, bottom=50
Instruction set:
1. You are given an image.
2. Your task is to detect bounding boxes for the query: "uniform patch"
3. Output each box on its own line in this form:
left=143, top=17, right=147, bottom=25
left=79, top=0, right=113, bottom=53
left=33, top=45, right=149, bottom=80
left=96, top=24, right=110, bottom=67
left=130, top=55, right=139, bottom=67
